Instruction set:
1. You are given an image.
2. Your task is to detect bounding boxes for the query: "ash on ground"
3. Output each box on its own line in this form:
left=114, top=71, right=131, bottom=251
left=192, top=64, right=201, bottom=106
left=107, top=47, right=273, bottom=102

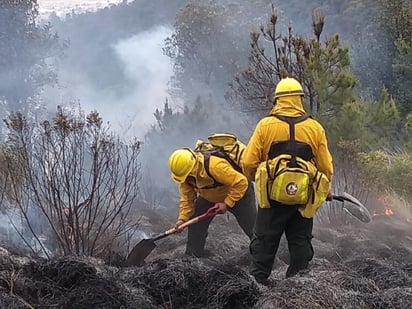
left=1, top=212, right=411, bottom=309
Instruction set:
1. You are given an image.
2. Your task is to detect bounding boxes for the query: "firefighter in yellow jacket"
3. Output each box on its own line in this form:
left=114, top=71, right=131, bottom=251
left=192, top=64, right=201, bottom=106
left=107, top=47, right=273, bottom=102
left=243, top=77, right=334, bottom=283
left=168, top=148, right=257, bottom=257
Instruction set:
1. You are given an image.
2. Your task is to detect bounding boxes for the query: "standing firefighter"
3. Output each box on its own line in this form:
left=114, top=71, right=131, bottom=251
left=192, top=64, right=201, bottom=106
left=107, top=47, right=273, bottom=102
left=168, top=142, right=257, bottom=257
left=243, top=77, right=334, bottom=284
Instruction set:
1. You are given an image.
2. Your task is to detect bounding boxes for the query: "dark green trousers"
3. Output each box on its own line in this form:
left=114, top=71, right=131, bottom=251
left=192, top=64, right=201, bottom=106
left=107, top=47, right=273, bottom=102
left=186, top=182, right=257, bottom=256
left=249, top=203, right=314, bottom=279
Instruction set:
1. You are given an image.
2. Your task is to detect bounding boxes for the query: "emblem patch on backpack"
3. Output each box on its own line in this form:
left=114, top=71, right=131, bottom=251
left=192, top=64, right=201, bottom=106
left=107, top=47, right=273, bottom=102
left=286, top=182, right=298, bottom=195
left=268, top=155, right=312, bottom=205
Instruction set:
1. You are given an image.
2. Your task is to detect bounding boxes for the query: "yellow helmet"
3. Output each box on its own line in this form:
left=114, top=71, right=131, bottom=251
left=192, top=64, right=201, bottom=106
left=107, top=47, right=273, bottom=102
left=274, top=77, right=304, bottom=99
left=168, top=148, right=196, bottom=183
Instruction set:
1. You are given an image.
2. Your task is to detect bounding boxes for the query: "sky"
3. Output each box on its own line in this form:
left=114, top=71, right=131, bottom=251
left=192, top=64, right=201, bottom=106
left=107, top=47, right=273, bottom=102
left=37, top=0, right=128, bottom=18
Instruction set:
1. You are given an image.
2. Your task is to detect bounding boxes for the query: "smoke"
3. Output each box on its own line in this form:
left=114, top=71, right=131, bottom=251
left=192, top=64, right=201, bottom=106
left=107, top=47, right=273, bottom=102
left=0, top=206, right=53, bottom=257
left=0, top=209, right=26, bottom=251
left=111, top=26, right=173, bottom=138
left=0, top=211, right=15, bottom=241
left=43, top=25, right=173, bottom=140
left=17, top=0, right=397, bottom=212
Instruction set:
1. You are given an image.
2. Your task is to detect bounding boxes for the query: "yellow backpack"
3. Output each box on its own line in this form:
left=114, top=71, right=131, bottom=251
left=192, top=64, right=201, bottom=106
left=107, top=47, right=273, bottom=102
left=267, top=154, right=316, bottom=205
left=194, top=133, right=246, bottom=187
left=254, top=114, right=330, bottom=218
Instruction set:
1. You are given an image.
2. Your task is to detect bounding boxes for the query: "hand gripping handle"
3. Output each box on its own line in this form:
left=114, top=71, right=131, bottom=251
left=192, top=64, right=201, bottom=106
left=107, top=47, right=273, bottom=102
left=165, top=204, right=220, bottom=235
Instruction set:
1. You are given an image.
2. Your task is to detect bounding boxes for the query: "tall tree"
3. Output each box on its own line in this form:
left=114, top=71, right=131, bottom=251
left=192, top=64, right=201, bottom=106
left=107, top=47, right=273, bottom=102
left=329, top=88, right=400, bottom=149
left=393, top=38, right=412, bottom=113
left=0, top=0, right=62, bottom=113
left=163, top=0, right=253, bottom=104
left=376, top=0, right=412, bottom=112
left=227, top=6, right=357, bottom=118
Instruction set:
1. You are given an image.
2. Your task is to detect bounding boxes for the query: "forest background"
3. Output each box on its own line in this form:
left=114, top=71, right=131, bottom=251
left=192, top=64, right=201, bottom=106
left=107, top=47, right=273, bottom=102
left=0, top=0, right=411, bottom=259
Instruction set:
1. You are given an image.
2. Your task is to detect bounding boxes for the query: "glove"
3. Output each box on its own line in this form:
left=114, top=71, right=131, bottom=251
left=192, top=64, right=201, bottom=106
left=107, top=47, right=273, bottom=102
left=214, top=202, right=228, bottom=214
left=174, top=219, right=185, bottom=232
left=326, top=192, right=333, bottom=201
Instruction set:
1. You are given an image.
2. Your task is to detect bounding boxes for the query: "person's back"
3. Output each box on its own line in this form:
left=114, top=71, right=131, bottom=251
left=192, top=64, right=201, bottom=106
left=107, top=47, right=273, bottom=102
left=242, top=77, right=333, bottom=283
left=242, top=79, right=333, bottom=182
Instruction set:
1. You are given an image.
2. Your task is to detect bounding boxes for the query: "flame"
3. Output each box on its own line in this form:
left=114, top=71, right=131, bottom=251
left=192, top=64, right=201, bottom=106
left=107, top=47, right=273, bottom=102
left=376, top=195, right=412, bottom=222
left=373, top=195, right=395, bottom=217
left=64, top=222, right=74, bottom=245
left=62, top=207, right=74, bottom=247
left=384, top=207, right=394, bottom=216
left=372, top=207, right=394, bottom=216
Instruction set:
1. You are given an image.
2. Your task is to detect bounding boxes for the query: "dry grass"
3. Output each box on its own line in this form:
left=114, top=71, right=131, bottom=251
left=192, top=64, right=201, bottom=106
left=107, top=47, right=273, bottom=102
left=0, top=209, right=411, bottom=308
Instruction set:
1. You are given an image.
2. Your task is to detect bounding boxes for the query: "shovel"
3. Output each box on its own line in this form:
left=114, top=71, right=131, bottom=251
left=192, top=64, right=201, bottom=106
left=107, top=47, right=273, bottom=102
left=331, top=192, right=372, bottom=223
left=124, top=204, right=220, bottom=267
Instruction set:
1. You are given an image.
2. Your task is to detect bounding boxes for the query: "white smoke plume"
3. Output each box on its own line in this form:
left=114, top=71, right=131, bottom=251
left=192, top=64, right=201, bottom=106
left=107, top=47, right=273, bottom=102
left=112, top=26, right=173, bottom=138
left=43, top=25, right=173, bottom=140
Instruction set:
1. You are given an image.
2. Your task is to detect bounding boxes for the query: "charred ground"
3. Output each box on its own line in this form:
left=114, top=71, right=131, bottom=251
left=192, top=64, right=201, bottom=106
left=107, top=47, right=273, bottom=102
left=0, top=211, right=411, bottom=309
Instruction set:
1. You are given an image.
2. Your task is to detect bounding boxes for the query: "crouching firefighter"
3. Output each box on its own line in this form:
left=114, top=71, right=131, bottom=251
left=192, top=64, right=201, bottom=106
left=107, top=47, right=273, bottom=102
left=168, top=140, right=257, bottom=258
left=242, top=77, right=334, bottom=283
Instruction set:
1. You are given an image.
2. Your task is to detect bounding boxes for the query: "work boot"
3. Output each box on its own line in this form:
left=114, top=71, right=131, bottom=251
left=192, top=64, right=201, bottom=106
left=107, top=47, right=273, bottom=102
left=254, top=275, right=271, bottom=286
left=285, top=266, right=310, bottom=278
left=185, top=249, right=213, bottom=258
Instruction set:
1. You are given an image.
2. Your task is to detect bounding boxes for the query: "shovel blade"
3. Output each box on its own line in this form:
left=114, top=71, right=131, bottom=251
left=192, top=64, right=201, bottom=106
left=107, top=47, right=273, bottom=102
left=340, top=192, right=372, bottom=223
left=125, top=239, right=156, bottom=267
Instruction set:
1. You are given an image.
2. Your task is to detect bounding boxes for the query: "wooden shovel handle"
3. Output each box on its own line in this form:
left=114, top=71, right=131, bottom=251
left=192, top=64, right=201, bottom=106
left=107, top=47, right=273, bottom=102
left=165, top=204, right=220, bottom=235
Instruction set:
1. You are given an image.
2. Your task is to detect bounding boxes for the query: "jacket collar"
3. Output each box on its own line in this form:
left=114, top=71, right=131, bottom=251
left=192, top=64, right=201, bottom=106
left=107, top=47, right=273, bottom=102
left=270, top=95, right=306, bottom=117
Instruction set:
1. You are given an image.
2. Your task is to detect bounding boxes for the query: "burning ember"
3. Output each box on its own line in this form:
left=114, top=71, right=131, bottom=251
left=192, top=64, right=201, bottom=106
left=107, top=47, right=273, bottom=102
left=373, top=207, right=395, bottom=217
left=373, top=195, right=397, bottom=217
left=374, top=194, right=412, bottom=223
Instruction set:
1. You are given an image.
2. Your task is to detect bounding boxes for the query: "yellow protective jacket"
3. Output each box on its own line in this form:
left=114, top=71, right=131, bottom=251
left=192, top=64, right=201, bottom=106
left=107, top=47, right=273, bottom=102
left=243, top=96, right=334, bottom=183
left=178, top=153, right=248, bottom=221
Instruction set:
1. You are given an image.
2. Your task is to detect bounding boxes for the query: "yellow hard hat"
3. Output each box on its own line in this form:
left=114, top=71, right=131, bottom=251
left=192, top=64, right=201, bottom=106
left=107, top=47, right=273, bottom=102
left=168, top=148, right=196, bottom=183
left=274, top=77, right=304, bottom=99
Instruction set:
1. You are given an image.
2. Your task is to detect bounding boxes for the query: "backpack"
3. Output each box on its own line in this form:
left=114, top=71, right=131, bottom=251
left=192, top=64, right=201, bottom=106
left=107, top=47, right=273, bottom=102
left=255, top=114, right=322, bottom=207
left=194, top=133, right=246, bottom=187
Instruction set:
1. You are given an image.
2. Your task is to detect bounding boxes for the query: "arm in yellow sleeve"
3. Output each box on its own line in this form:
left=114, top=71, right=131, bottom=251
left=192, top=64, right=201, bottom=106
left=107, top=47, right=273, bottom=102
left=178, top=182, right=197, bottom=221
left=209, top=157, right=248, bottom=207
left=315, top=127, right=334, bottom=181
left=243, top=125, right=264, bottom=182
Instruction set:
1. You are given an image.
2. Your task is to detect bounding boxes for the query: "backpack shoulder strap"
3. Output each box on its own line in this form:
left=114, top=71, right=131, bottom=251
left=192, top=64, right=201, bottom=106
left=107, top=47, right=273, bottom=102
left=272, top=114, right=310, bottom=167
left=202, top=151, right=214, bottom=180
left=202, top=151, right=224, bottom=188
left=273, top=114, right=309, bottom=143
